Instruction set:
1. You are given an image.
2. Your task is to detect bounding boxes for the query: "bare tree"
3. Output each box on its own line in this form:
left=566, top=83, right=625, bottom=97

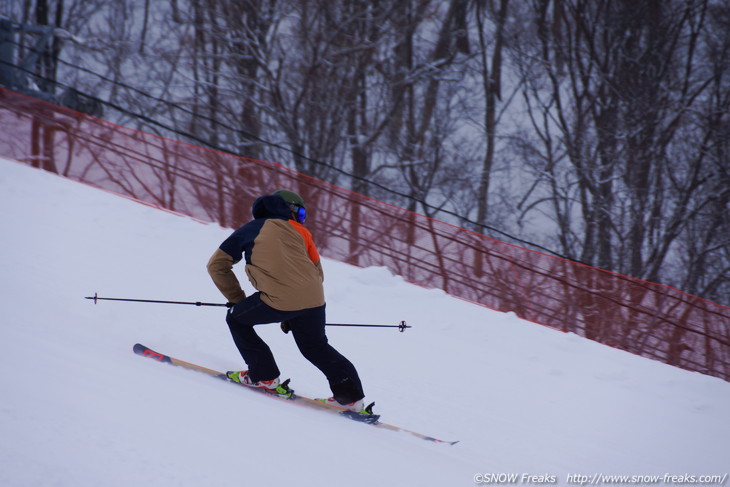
left=474, top=0, right=509, bottom=227
left=513, top=0, right=729, bottom=301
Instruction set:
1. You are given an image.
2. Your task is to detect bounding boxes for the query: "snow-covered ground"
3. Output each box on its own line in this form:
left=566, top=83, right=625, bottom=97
left=1, top=157, right=729, bottom=487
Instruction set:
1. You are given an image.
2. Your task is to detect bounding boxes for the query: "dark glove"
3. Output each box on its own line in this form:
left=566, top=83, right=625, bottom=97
left=226, top=302, right=235, bottom=308
left=281, top=321, right=291, bottom=334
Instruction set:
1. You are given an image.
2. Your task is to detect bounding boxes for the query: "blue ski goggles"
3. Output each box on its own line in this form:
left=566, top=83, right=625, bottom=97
left=289, top=204, right=306, bottom=223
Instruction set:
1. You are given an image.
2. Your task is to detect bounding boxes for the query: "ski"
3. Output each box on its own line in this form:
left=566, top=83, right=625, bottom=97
left=133, top=343, right=458, bottom=445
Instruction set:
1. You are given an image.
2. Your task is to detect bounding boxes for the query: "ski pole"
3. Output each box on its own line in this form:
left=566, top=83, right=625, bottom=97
left=86, top=294, right=410, bottom=332
left=85, top=293, right=228, bottom=307
left=280, top=320, right=409, bottom=333
left=325, top=321, right=411, bottom=332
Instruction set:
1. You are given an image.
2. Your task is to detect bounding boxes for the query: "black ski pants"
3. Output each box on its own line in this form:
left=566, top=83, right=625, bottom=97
left=225, top=292, right=364, bottom=404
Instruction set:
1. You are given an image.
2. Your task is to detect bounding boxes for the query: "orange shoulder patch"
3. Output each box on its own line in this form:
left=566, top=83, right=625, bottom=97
left=288, top=220, right=320, bottom=263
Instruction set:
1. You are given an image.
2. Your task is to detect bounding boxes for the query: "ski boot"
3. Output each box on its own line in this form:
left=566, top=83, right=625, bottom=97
left=226, top=370, right=294, bottom=399
left=317, top=397, right=380, bottom=423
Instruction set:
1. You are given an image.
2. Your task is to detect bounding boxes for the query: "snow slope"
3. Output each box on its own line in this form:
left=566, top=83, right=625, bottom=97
left=1, top=158, right=729, bottom=487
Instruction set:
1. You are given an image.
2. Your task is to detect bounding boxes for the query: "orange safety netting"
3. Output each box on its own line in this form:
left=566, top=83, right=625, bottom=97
left=1, top=87, right=728, bottom=381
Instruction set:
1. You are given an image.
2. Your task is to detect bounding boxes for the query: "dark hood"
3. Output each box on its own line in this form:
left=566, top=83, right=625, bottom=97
left=252, top=194, right=291, bottom=220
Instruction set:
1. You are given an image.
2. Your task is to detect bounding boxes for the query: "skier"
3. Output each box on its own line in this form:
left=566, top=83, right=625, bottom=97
left=207, top=189, right=370, bottom=413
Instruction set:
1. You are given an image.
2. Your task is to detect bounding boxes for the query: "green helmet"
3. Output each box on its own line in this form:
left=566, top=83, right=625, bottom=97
left=274, top=189, right=305, bottom=208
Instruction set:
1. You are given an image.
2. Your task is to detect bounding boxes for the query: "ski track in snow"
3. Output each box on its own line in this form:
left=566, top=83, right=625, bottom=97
left=1, top=158, right=729, bottom=487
